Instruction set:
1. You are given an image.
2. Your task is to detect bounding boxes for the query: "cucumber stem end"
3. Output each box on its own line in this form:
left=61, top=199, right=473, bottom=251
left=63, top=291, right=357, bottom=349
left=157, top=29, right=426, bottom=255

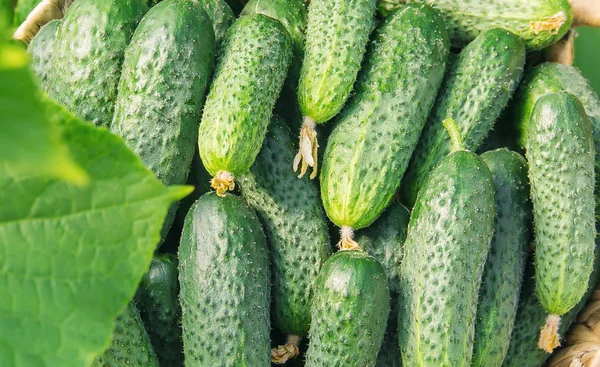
left=539, top=314, right=562, bottom=353
left=442, top=118, right=466, bottom=152
left=293, top=116, right=319, bottom=179
left=338, top=226, right=360, bottom=251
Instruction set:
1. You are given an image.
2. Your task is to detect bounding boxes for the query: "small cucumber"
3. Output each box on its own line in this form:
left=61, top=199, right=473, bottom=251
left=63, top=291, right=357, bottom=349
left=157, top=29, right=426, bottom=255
left=238, top=117, right=331, bottom=360
left=293, top=0, right=376, bottom=178
left=526, top=92, right=596, bottom=353
left=27, top=19, right=60, bottom=88
left=377, top=0, right=572, bottom=50
left=305, top=250, right=390, bottom=367
left=94, top=302, right=159, bottom=367
left=47, top=0, right=148, bottom=127
left=197, top=14, right=292, bottom=196
left=398, top=119, right=496, bottom=366
left=198, top=0, right=234, bottom=44
left=401, top=28, right=525, bottom=207
left=471, top=148, right=531, bottom=367
left=135, top=254, right=183, bottom=367
left=320, top=4, right=449, bottom=230
left=178, top=193, right=271, bottom=366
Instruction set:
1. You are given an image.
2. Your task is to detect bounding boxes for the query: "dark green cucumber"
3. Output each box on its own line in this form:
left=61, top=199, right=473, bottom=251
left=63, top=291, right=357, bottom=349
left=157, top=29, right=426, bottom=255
left=298, top=0, right=376, bottom=123
left=94, top=302, right=159, bottom=367
left=471, top=149, right=531, bottom=367
left=355, top=201, right=410, bottom=367
left=47, top=0, right=148, bottom=127
left=401, top=28, right=525, bottom=207
left=27, top=19, right=60, bottom=88
left=398, top=150, right=496, bottom=366
left=198, top=0, right=234, bottom=44
left=13, top=0, right=38, bottom=26
left=178, top=193, right=271, bottom=366
left=305, top=250, right=390, bottom=367
left=135, top=254, right=183, bottom=367
left=377, top=0, right=572, bottom=50
left=526, top=92, right=596, bottom=352
left=238, top=117, right=331, bottom=339
left=512, top=63, right=600, bottom=154
left=198, top=14, right=292, bottom=190
left=320, top=4, right=449, bottom=230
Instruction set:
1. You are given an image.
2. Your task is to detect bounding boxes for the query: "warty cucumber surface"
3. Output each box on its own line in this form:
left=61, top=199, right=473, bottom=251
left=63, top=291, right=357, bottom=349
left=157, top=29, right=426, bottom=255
left=27, top=19, right=61, bottom=89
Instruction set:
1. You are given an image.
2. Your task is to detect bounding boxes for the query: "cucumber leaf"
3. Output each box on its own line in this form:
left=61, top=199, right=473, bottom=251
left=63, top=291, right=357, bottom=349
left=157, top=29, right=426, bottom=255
left=0, top=105, right=192, bottom=367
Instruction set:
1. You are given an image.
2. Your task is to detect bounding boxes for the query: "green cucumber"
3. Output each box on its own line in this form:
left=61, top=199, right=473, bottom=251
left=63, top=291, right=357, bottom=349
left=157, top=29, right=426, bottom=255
left=512, top=63, right=600, bottom=155
left=198, top=14, right=292, bottom=196
left=401, top=28, right=525, bottom=207
left=198, top=0, right=234, bottom=44
left=94, top=302, right=159, bottom=367
left=27, top=19, right=60, bottom=87
left=525, top=92, right=596, bottom=353
left=355, top=201, right=410, bottom=367
left=320, top=4, right=449, bottom=230
left=305, top=250, right=390, bottom=367
left=13, top=0, right=38, bottom=26
left=135, top=254, right=183, bottom=367
left=377, top=0, right=572, bottom=50
left=471, top=148, right=531, bottom=367
left=178, top=193, right=271, bottom=366
left=398, top=120, right=496, bottom=365
left=47, top=0, right=148, bottom=127
left=293, top=0, right=376, bottom=178
left=238, top=117, right=331, bottom=350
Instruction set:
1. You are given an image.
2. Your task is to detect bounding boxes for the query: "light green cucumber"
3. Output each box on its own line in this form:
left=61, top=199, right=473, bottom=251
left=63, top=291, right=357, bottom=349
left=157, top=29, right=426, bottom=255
left=398, top=119, right=496, bottom=366
left=305, top=250, right=390, bottom=367
left=377, top=0, right=572, bottom=50
left=526, top=92, right=596, bottom=353
left=198, top=14, right=292, bottom=195
left=320, top=4, right=449, bottom=230
left=27, top=19, right=60, bottom=88
left=238, top=117, right=331, bottom=351
left=47, top=0, right=148, bottom=127
left=472, top=149, right=531, bottom=367
left=178, top=193, right=271, bottom=366
left=401, top=28, right=525, bottom=207
left=94, top=302, right=159, bottom=367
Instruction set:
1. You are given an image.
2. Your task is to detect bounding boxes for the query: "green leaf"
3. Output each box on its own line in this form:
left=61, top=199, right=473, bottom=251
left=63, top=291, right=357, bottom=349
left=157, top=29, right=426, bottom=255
left=0, top=111, right=192, bottom=367
left=0, top=37, right=87, bottom=184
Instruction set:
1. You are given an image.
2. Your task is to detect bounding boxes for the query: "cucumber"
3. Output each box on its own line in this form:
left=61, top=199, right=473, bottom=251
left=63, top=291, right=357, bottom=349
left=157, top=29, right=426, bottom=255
left=135, top=254, right=183, bottom=367
left=94, top=302, right=159, bottom=367
left=377, top=0, right=572, bottom=50
left=293, top=0, right=376, bottom=179
left=398, top=119, right=496, bottom=366
left=198, top=0, right=234, bottom=44
left=238, top=116, right=331, bottom=361
left=401, top=28, right=525, bottom=207
left=512, top=63, right=600, bottom=154
left=178, top=193, right=271, bottom=366
left=198, top=14, right=292, bottom=197
left=47, top=0, right=148, bottom=127
left=471, top=149, right=531, bottom=367
left=305, top=250, right=390, bottom=367
left=355, top=201, right=410, bottom=367
left=13, top=0, right=38, bottom=26
left=525, top=92, right=596, bottom=353
left=320, top=4, right=449, bottom=231
left=27, top=19, right=60, bottom=87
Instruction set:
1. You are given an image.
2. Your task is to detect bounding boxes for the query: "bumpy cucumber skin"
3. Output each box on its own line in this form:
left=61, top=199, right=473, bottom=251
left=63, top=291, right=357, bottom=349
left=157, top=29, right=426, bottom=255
left=401, top=28, right=525, bottom=207
left=471, top=149, right=530, bottom=367
left=526, top=92, right=596, bottom=316
left=377, top=0, right=572, bottom=50
left=320, top=4, right=449, bottom=229
left=298, top=0, right=376, bottom=123
left=305, top=250, right=390, bottom=367
left=198, top=0, right=234, bottom=44
left=513, top=63, right=600, bottom=154
left=178, top=193, right=271, bottom=366
left=398, top=151, right=496, bottom=366
left=238, top=117, right=331, bottom=337
left=47, top=0, right=148, bottom=127
left=198, top=14, right=292, bottom=177
left=28, top=19, right=60, bottom=88
left=135, top=254, right=183, bottom=367
left=94, top=303, right=159, bottom=367
left=355, top=202, right=410, bottom=367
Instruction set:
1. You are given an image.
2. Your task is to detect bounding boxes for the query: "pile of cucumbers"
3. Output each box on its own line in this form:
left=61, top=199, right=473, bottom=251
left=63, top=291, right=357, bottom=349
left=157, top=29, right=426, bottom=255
left=23, top=0, right=600, bottom=365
